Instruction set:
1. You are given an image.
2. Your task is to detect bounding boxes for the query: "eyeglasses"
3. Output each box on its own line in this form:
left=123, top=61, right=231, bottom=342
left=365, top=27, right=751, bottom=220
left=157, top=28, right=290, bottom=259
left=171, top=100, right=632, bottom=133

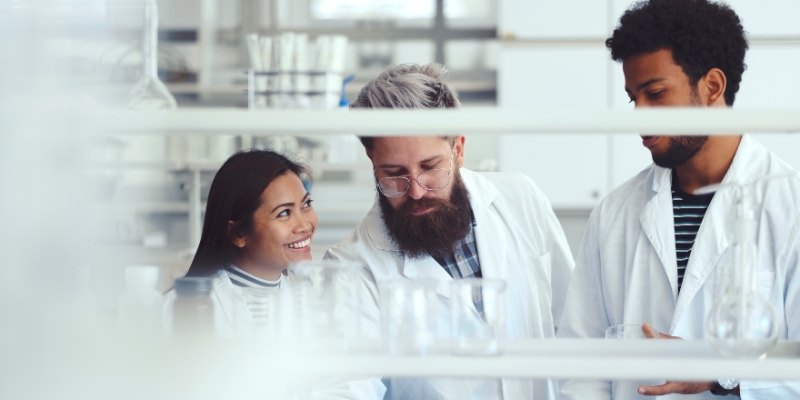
left=376, top=150, right=454, bottom=198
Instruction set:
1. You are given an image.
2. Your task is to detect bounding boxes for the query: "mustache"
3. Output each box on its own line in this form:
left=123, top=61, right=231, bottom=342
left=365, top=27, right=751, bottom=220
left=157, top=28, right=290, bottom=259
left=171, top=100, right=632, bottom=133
left=396, top=196, right=454, bottom=215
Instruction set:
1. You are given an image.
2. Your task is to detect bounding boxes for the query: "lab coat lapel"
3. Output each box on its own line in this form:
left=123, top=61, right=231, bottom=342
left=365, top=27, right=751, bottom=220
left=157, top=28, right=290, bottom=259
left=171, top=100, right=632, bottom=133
left=465, top=171, right=505, bottom=281
left=640, top=167, right=679, bottom=301
left=401, top=256, right=454, bottom=299
left=670, top=187, right=734, bottom=332
left=671, top=136, right=762, bottom=332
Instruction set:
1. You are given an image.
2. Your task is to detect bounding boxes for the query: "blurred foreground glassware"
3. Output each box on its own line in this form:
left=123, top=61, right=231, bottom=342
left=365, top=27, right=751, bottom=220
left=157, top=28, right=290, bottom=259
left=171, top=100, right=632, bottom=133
left=450, top=278, right=506, bottom=355
left=380, top=279, right=438, bottom=356
left=118, top=265, right=162, bottom=338
left=172, top=277, right=215, bottom=338
left=605, top=324, right=650, bottom=339
left=605, top=323, right=665, bottom=388
left=127, top=1, right=176, bottom=110
left=706, top=189, right=780, bottom=358
left=290, top=260, right=363, bottom=344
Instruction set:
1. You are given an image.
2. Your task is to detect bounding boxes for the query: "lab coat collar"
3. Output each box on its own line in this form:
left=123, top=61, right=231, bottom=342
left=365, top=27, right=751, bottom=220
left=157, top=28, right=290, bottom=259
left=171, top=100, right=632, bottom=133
left=364, top=168, right=501, bottom=298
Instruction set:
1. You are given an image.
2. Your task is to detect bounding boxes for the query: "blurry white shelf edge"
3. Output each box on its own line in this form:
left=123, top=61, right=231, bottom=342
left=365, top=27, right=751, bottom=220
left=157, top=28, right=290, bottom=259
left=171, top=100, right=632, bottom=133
left=92, top=108, right=800, bottom=136
left=96, top=339, right=800, bottom=381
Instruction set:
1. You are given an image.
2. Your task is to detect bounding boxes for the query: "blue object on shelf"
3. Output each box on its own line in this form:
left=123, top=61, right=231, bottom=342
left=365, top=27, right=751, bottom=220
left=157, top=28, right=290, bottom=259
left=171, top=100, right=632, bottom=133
left=339, top=74, right=356, bottom=108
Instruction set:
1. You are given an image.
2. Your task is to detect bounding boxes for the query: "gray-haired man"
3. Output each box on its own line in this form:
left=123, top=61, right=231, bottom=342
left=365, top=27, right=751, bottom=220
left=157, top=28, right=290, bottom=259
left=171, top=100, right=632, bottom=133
left=325, top=63, right=575, bottom=400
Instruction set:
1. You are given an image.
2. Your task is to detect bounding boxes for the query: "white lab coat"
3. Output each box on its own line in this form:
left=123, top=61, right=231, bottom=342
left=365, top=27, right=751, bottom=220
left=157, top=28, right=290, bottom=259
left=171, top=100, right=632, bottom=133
left=325, top=168, right=576, bottom=400
left=162, top=271, right=386, bottom=400
left=557, top=135, right=800, bottom=400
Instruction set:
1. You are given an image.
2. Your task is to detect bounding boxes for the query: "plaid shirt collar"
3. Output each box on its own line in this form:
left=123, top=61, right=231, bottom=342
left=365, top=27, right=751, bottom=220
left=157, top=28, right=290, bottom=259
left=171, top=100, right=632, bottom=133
left=431, top=208, right=481, bottom=279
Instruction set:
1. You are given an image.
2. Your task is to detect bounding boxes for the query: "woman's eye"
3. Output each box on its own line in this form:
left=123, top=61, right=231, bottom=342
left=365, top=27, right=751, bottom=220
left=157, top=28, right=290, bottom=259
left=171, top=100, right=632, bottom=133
left=277, top=209, right=290, bottom=218
left=304, top=199, right=314, bottom=208
left=647, top=91, right=664, bottom=99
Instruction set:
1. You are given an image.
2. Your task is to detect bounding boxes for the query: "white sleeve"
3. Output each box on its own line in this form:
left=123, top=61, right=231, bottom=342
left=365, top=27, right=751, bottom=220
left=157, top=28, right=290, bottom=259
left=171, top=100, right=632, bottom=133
left=556, top=208, right=612, bottom=400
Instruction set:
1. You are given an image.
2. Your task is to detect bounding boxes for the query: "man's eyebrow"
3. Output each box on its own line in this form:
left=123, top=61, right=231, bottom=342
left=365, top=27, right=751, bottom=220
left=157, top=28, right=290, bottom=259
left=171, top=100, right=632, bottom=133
left=378, top=155, right=442, bottom=169
left=636, top=78, right=667, bottom=91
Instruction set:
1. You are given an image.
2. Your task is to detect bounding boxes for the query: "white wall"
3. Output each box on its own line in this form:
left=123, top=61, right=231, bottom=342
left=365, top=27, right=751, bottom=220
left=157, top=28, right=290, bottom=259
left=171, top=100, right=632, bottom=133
left=497, top=0, right=800, bottom=210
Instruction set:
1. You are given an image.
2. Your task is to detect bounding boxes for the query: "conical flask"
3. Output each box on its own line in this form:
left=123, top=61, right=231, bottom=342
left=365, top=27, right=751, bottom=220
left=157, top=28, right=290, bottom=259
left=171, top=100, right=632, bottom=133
left=706, top=187, right=780, bottom=358
left=127, top=1, right=176, bottom=110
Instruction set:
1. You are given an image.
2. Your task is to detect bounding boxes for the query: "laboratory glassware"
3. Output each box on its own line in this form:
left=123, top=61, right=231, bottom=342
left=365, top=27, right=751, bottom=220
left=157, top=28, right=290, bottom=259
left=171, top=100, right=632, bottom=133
left=605, top=324, right=650, bottom=339
left=117, top=265, right=162, bottom=338
left=705, top=195, right=780, bottom=358
left=450, top=278, right=506, bottom=355
left=172, top=277, right=215, bottom=338
left=605, top=323, right=665, bottom=389
left=379, top=279, right=439, bottom=356
left=127, top=1, right=177, bottom=110
left=289, top=260, right=363, bottom=345
left=702, top=179, right=784, bottom=359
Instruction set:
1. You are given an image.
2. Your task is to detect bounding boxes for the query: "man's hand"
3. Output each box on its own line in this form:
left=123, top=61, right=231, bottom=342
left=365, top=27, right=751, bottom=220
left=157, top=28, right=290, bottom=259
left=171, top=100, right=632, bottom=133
left=637, top=324, right=740, bottom=396
left=638, top=381, right=716, bottom=396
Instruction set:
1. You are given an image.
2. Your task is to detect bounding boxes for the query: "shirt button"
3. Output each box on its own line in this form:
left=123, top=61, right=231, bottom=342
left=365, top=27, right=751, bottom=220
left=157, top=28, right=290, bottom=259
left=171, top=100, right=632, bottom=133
left=457, top=255, right=464, bottom=261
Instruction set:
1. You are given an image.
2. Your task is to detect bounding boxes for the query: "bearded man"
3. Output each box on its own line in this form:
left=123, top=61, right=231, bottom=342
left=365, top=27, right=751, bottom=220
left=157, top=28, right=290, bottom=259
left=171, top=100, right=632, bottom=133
left=325, top=63, right=575, bottom=400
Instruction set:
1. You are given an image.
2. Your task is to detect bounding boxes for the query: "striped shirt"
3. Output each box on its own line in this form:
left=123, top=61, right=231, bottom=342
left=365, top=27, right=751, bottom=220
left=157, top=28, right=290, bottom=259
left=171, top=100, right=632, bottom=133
left=672, top=177, right=714, bottom=293
left=225, top=265, right=281, bottom=327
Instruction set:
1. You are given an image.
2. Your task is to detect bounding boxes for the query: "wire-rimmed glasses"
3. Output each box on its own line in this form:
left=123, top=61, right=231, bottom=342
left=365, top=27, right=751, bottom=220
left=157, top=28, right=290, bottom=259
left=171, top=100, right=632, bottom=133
left=376, top=151, right=454, bottom=198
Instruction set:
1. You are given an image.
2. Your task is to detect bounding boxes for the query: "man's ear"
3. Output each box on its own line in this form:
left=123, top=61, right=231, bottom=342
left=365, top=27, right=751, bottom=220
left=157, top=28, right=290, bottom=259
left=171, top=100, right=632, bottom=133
left=454, top=135, right=466, bottom=169
left=701, top=68, right=727, bottom=107
left=229, top=221, right=246, bottom=248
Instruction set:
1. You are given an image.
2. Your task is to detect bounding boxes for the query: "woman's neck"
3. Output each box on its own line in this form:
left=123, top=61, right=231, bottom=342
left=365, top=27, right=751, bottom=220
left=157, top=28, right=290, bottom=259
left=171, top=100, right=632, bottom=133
left=234, top=258, right=283, bottom=281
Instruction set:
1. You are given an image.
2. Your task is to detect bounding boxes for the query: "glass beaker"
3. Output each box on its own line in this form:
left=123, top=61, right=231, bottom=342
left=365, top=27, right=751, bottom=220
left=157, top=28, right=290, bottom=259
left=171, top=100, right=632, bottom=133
left=127, top=1, right=177, bottom=110
left=450, top=278, right=506, bottom=355
left=172, top=277, right=215, bottom=338
left=289, top=260, right=363, bottom=343
left=605, top=324, right=650, bottom=339
left=379, top=279, right=439, bottom=356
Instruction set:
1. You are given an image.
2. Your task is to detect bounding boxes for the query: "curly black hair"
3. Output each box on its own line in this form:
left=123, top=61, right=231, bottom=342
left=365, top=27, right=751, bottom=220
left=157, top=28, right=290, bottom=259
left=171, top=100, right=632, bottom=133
left=606, top=0, right=748, bottom=105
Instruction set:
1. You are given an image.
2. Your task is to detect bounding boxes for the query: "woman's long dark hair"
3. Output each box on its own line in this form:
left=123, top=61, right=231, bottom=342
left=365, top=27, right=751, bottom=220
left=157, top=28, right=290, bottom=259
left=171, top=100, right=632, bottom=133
left=185, top=149, right=308, bottom=277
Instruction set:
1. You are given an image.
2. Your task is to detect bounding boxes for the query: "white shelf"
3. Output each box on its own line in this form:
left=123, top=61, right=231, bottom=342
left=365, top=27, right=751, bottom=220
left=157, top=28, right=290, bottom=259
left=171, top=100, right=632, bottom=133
left=96, top=108, right=800, bottom=136
left=244, top=339, right=800, bottom=380
left=108, top=339, right=800, bottom=381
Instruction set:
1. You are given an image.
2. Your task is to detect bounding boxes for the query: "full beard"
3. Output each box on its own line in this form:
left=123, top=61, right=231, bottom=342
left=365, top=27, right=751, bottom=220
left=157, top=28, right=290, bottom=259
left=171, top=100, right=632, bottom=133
left=652, top=136, right=709, bottom=169
left=378, top=172, right=472, bottom=260
left=652, top=88, right=708, bottom=169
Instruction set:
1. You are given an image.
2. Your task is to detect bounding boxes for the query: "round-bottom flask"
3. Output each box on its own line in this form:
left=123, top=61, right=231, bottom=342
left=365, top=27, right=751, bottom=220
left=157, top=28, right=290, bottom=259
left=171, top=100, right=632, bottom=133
left=706, top=291, right=780, bottom=358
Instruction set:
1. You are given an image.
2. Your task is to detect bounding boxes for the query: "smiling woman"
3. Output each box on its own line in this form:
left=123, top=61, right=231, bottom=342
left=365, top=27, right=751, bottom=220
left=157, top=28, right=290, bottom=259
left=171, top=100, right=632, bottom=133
left=185, top=149, right=317, bottom=280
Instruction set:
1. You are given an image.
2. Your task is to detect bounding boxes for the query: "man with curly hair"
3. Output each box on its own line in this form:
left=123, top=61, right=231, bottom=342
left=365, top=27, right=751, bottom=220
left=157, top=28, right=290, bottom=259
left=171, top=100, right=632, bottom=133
left=558, top=0, right=800, bottom=399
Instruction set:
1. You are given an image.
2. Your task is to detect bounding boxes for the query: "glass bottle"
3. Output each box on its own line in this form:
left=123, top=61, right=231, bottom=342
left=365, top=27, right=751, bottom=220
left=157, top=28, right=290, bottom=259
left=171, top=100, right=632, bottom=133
left=127, top=0, right=176, bottom=110
left=172, top=277, right=215, bottom=338
left=706, top=193, right=780, bottom=358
